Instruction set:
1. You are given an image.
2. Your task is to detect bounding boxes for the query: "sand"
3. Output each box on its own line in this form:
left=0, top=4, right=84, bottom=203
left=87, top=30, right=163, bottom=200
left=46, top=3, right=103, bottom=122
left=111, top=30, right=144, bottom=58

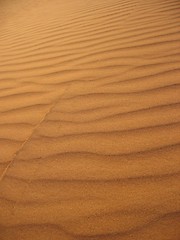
left=0, top=0, right=180, bottom=239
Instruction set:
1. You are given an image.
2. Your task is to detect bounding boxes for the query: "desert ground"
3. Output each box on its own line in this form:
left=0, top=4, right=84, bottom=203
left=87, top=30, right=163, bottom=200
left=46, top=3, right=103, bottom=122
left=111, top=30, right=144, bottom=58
left=0, top=0, right=180, bottom=239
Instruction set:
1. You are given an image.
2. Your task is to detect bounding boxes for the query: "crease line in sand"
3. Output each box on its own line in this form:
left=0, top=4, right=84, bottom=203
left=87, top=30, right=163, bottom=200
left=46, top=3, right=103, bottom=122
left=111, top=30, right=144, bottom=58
left=0, top=85, right=71, bottom=183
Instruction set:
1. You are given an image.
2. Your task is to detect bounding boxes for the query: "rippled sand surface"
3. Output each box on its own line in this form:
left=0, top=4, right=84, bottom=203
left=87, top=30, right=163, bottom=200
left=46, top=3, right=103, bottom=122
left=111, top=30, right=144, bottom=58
left=0, top=0, right=180, bottom=239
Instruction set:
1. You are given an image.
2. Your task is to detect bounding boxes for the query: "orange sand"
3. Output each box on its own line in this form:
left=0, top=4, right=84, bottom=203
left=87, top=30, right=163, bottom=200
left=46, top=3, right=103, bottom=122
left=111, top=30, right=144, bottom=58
left=0, top=0, right=180, bottom=239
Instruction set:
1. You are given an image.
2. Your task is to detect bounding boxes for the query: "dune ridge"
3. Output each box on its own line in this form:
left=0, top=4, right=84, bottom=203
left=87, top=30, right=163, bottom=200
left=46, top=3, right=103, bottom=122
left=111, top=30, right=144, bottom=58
left=0, top=0, right=180, bottom=239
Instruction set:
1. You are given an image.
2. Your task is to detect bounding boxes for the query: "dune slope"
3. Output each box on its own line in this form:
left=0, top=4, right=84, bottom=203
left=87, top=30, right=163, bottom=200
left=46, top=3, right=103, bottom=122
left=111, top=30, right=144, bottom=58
left=0, top=0, right=180, bottom=239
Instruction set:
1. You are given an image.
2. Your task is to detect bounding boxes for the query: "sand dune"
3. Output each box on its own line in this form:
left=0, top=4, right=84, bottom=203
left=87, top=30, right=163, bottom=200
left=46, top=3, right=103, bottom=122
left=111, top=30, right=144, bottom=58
left=0, top=0, right=180, bottom=239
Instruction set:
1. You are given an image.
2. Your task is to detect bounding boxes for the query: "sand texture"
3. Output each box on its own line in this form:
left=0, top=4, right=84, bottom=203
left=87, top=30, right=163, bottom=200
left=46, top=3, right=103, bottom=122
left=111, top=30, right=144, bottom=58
left=0, top=0, right=180, bottom=239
